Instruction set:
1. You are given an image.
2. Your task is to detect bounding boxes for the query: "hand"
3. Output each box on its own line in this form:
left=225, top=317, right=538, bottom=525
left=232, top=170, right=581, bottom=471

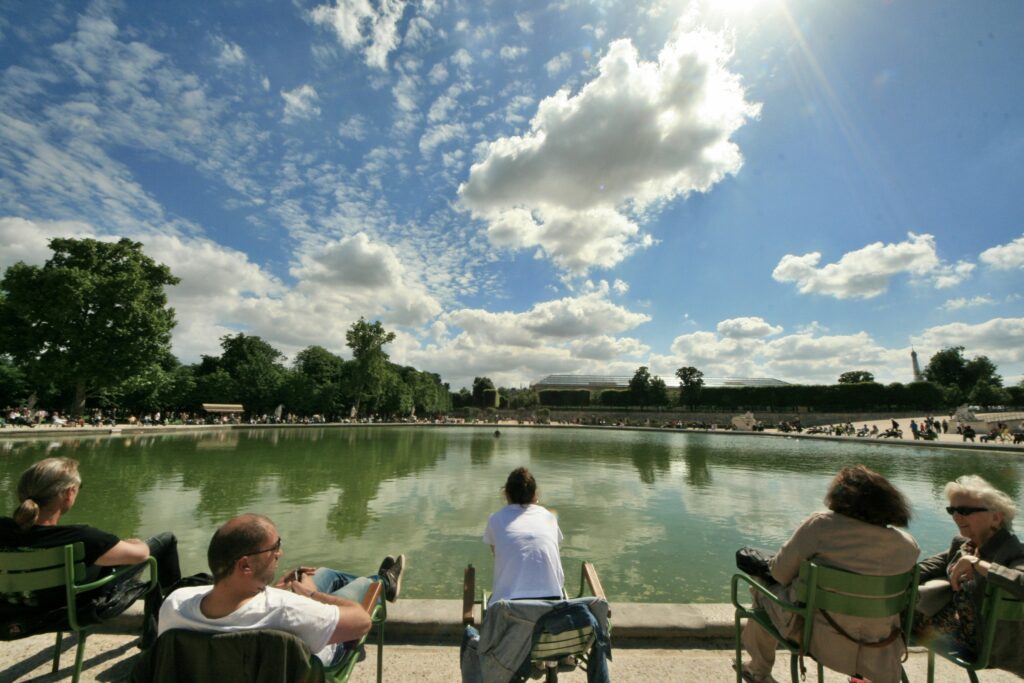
left=275, top=566, right=317, bottom=590
left=949, top=555, right=977, bottom=591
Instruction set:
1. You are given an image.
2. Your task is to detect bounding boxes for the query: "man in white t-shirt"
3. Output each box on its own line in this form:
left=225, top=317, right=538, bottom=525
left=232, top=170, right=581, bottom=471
left=159, top=513, right=404, bottom=664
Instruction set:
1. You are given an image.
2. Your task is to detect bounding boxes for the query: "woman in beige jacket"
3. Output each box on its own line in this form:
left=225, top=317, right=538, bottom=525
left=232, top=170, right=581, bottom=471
left=739, top=465, right=920, bottom=683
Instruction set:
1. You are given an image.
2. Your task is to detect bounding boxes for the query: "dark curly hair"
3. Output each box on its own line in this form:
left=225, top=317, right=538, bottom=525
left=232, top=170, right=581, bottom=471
left=503, top=467, right=537, bottom=506
left=824, top=464, right=911, bottom=528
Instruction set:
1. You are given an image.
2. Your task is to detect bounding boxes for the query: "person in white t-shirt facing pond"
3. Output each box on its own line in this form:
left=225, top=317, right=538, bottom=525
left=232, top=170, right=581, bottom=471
left=484, top=467, right=565, bottom=606
left=159, top=513, right=405, bottom=665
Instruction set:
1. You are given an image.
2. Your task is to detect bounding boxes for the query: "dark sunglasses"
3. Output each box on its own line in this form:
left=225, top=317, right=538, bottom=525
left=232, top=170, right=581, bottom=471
left=946, top=506, right=989, bottom=516
left=237, top=537, right=281, bottom=562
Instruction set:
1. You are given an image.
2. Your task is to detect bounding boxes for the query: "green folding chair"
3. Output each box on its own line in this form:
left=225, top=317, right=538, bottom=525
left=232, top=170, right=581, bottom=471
left=926, top=583, right=1024, bottom=683
left=132, top=580, right=385, bottom=683
left=732, top=560, right=919, bottom=683
left=0, top=542, right=158, bottom=683
left=462, top=561, right=609, bottom=682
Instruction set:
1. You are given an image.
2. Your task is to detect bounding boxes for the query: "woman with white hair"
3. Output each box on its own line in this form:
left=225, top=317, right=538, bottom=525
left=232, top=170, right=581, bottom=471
left=917, top=475, right=1024, bottom=675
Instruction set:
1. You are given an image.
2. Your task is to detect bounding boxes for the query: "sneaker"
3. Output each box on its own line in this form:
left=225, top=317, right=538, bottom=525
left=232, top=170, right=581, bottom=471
left=380, top=554, right=405, bottom=602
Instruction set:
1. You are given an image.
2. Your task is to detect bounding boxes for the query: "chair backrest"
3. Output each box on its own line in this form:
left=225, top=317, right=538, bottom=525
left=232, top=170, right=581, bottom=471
left=973, top=583, right=1024, bottom=669
left=532, top=620, right=596, bottom=662
left=797, top=561, right=920, bottom=647
left=0, top=543, right=86, bottom=604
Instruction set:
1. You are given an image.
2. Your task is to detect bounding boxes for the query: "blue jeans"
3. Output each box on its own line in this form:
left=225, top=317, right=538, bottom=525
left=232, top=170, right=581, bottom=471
left=312, top=568, right=380, bottom=604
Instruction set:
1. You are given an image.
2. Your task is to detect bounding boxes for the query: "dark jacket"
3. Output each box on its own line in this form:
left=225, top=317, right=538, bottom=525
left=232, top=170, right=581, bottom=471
left=918, top=528, right=1024, bottom=675
left=130, top=628, right=324, bottom=683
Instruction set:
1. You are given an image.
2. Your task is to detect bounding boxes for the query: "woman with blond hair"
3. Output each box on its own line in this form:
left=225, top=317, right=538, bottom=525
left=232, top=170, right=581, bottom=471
left=917, top=475, right=1024, bottom=675
left=0, top=457, right=181, bottom=647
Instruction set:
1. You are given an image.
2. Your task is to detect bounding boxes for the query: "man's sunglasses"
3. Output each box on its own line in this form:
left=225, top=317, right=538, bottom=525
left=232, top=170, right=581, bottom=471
left=946, top=506, right=989, bottom=516
left=237, top=537, right=281, bottom=562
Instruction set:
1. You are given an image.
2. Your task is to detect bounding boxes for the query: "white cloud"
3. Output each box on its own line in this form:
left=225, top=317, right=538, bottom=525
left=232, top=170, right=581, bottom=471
left=772, top=232, right=973, bottom=299
left=213, top=37, right=246, bottom=68
left=451, top=48, right=473, bottom=70
left=515, top=13, right=534, bottom=34
left=499, top=45, right=527, bottom=61
left=459, top=29, right=759, bottom=275
left=569, top=335, right=649, bottom=360
left=309, top=0, right=409, bottom=70
left=612, top=278, right=629, bottom=294
left=942, top=295, right=994, bottom=311
left=544, top=52, right=572, bottom=77
left=419, top=122, right=467, bottom=157
left=427, top=62, right=449, bottom=84
left=980, top=234, right=1024, bottom=270
left=281, top=84, right=320, bottom=123
left=0, top=216, right=97, bottom=272
left=913, top=318, right=1024, bottom=367
left=716, top=316, right=782, bottom=339
left=338, top=114, right=369, bottom=140
left=403, top=16, right=433, bottom=48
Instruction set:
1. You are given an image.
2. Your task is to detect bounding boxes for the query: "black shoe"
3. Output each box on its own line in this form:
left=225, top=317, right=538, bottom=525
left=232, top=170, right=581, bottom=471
left=380, top=554, right=405, bottom=602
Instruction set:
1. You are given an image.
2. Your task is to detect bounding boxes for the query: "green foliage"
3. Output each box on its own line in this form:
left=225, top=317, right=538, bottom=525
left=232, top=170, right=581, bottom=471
left=597, top=390, right=631, bottom=406
left=482, top=388, right=499, bottom=408
left=472, top=377, right=495, bottom=408
left=694, top=381, right=944, bottom=411
left=537, top=389, right=590, bottom=407
left=969, top=380, right=1010, bottom=408
left=837, top=370, right=875, bottom=384
left=217, top=333, right=287, bottom=414
left=0, top=237, right=179, bottom=414
left=345, top=318, right=396, bottom=416
left=924, top=346, right=1002, bottom=394
left=675, top=366, right=704, bottom=406
left=629, top=366, right=668, bottom=409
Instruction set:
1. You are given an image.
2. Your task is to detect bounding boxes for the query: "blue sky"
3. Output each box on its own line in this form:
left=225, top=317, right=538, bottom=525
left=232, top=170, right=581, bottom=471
left=1, top=0, right=1022, bottom=391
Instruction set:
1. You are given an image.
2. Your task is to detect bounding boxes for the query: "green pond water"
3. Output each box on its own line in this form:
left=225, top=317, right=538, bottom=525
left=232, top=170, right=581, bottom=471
left=2, top=426, right=1022, bottom=603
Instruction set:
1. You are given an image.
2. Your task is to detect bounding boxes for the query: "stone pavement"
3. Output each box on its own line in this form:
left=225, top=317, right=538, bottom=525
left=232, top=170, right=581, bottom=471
left=1, top=601, right=1020, bottom=682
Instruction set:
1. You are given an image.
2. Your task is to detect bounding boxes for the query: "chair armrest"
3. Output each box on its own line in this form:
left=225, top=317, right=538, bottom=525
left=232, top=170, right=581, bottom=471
left=74, top=556, right=158, bottom=595
left=731, top=573, right=802, bottom=615
left=462, top=565, right=476, bottom=625
left=361, top=581, right=382, bottom=613
left=579, top=562, right=606, bottom=600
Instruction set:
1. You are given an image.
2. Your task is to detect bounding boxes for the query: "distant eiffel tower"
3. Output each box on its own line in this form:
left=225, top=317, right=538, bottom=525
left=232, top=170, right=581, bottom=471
left=911, top=348, right=923, bottom=382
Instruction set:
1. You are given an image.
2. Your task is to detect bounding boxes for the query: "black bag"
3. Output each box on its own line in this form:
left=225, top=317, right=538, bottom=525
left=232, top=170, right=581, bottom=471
left=736, top=546, right=776, bottom=582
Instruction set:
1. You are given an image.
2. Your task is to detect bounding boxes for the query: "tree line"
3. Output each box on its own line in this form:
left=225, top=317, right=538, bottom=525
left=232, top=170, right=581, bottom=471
left=0, top=238, right=449, bottom=418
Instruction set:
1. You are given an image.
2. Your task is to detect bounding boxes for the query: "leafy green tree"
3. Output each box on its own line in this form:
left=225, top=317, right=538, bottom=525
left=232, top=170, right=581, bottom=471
left=837, top=370, right=875, bottom=384
left=0, top=356, right=29, bottom=407
left=217, top=333, right=287, bottom=414
left=630, top=366, right=666, bottom=409
left=924, top=346, right=1002, bottom=394
left=969, top=380, right=1009, bottom=409
left=345, top=318, right=396, bottom=416
left=0, top=238, right=179, bottom=415
left=675, top=366, right=705, bottom=406
left=472, top=376, right=496, bottom=408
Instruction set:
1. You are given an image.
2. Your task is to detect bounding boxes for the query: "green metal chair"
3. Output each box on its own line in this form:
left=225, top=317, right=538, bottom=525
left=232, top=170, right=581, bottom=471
left=131, top=580, right=385, bottom=683
left=926, top=583, right=1024, bottom=683
left=731, top=560, right=920, bottom=683
left=0, top=542, right=158, bottom=683
left=462, top=561, right=610, bottom=682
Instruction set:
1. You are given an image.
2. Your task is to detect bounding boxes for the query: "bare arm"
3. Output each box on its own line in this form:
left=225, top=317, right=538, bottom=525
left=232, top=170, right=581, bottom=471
left=287, top=575, right=373, bottom=644
left=94, top=539, right=150, bottom=566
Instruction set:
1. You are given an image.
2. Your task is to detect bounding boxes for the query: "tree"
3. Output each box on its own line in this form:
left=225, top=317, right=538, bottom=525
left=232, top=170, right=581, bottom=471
left=629, top=366, right=667, bottom=409
left=969, top=381, right=1009, bottom=409
left=837, top=371, right=875, bottom=384
left=345, top=318, right=396, bottom=416
left=675, top=366, right=705, bottom=407
left=924, top=346, right=1002, bottom=395
left=472, top=376, right=496, bottom=408
left=0, top=238, right=179, bottom=415
left=217, top=333, right=287, bottom=414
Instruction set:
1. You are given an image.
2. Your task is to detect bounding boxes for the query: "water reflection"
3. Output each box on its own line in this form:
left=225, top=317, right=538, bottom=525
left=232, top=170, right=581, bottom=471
left=1, top=427, right=1022, bottom=602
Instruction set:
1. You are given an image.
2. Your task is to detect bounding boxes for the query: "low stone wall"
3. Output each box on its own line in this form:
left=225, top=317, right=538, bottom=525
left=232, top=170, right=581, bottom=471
left=516, top=409, right=939, bottom=428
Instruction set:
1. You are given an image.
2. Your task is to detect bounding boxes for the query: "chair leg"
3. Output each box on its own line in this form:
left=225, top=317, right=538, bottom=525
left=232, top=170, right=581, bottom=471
left=52, top=631, right=63, bottom=673
left=926, top=649, right=935, bottom=683
left=816, top=660, right=823, bottom=682
left=789, top=653, right=799, bottom=683
left=734, top=613, right=744, bottom=683
left=376, top=620, right=384, bottom=683
left=545, top=667, right=558, bottom=683
left=72, top=631, right=87, bottom=683
left=900, top=665, right=910, bottom=683
left=967, top=671, right=979, bottom=683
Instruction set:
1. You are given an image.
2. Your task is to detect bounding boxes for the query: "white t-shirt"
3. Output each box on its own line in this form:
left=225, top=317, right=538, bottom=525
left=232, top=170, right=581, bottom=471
left=159, top=586, right=340, bottom=663
left=483, top=504, right=565, bottom=607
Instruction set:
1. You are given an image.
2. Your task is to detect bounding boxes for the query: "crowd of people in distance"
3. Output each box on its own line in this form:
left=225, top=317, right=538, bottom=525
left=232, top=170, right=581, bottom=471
left=2, top=455, right=1023, bottom=683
